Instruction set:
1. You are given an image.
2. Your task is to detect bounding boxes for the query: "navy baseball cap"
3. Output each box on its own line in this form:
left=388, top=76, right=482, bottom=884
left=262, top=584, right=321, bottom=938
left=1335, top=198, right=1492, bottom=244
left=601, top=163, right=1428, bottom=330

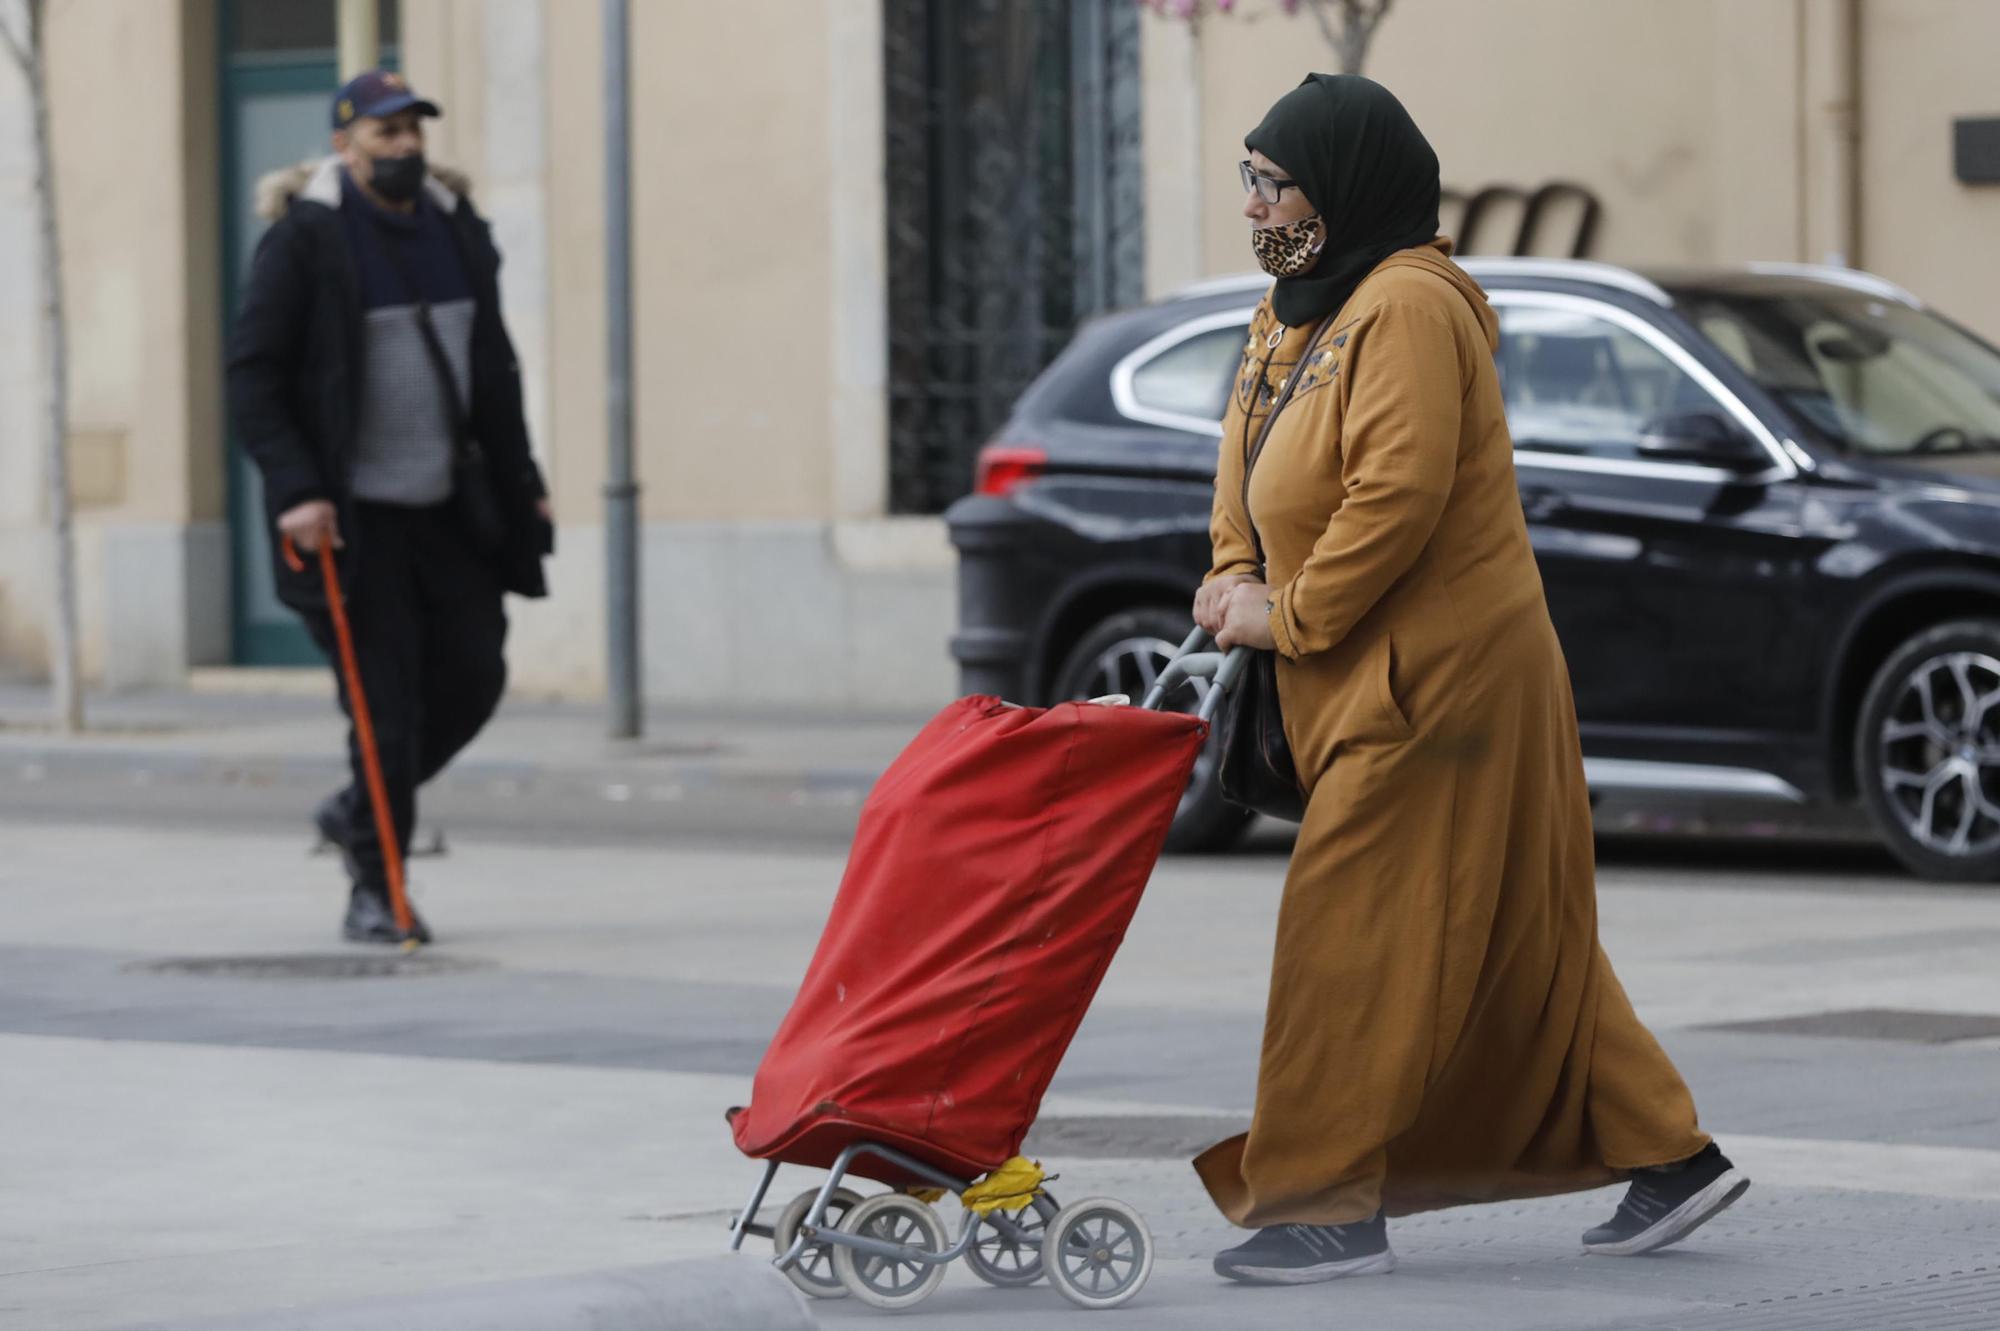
left=331, top=69, right=441, bottom=129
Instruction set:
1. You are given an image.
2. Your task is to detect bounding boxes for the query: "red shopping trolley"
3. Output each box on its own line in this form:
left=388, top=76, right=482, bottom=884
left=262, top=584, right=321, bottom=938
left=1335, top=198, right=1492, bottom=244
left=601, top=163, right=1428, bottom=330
left=726, top=630, right=1246, bottom=1311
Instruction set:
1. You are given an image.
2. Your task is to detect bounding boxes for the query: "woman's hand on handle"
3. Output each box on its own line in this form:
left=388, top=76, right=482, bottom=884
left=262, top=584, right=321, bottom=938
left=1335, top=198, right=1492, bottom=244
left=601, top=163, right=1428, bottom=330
left=1195, top=573, right=1256, bottom=636
left=1213, top=581, right=1277, bottom=652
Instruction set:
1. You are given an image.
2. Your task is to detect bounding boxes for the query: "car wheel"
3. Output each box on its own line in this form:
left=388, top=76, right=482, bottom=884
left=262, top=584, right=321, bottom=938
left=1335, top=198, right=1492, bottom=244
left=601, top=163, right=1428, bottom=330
left=1855, top=618, right=2000, bottom=883
left=1051, top=607, right=1255, bottom=853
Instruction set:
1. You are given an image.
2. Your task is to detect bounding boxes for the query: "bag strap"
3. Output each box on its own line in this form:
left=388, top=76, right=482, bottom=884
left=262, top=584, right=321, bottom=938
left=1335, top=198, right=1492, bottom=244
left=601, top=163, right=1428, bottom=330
left=1241, top=313, right=1335, bottom=567
left=374, top=226, right=481, bottom=464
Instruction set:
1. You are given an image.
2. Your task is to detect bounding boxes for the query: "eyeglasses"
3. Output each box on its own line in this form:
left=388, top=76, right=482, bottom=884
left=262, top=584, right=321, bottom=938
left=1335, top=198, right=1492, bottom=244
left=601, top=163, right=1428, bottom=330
left=1239, top=160, right=1303, bottom=206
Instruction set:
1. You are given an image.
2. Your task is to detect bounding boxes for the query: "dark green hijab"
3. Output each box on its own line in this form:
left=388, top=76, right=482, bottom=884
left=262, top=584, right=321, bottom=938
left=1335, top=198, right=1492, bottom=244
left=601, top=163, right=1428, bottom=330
left=1246, top=74, right=1441, bottom=327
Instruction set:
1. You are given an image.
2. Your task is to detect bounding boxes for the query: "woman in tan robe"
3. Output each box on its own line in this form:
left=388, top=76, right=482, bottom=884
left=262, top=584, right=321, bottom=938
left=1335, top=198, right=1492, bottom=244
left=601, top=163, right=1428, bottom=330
left=1190, top=74, right=1750, bottom=1286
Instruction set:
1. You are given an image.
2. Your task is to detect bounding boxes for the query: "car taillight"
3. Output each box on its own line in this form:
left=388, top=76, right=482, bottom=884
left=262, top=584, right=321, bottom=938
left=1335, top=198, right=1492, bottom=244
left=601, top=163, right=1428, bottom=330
left=973, top=445, right=1047, bottom=498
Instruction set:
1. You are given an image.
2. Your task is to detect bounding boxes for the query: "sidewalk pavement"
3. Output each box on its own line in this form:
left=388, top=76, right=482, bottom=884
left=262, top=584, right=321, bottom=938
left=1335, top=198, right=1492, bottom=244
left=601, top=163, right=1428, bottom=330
left=0, top=680, right=946, bottom=855
left=0, top=680, right=929, bottom=796
left=124, top=1257, right=814, bottom=1331
left=0, top=679, right=1877, bottom=854
left=6, top=814, right=2000, bottom=1329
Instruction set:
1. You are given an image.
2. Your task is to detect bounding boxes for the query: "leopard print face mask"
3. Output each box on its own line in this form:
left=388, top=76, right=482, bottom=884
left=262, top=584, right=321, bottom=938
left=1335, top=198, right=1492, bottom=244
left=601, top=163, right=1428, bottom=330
left=1250, top=213, right=1327, bottom=278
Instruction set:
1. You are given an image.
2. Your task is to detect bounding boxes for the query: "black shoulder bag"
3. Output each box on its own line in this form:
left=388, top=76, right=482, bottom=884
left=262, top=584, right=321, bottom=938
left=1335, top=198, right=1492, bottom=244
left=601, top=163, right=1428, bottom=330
left=1214, top=315, right=1333, bottom=823
left=377, top=235, right=510, bottom=558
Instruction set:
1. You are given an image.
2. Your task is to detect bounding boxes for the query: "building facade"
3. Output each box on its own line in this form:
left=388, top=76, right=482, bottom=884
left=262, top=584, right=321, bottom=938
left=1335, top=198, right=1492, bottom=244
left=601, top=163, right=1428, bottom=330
left=2, top=0, right=1996, bottom=706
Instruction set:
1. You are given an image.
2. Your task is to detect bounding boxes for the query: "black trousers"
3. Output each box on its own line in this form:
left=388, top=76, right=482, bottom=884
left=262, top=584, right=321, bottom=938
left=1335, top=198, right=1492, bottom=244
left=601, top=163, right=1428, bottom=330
left=300, top=501, right=508, bottom=888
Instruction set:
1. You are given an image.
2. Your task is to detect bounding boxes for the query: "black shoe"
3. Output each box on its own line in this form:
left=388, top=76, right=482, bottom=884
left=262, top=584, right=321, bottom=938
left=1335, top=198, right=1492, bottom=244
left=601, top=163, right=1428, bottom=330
left=341, top=883, right=432, bottom=946
left=1212, top=1215, right=1395, bottom=1285
left=1583, top=1143, right=1749, bottom=1256
left=315, top=792, right=364, bottom=880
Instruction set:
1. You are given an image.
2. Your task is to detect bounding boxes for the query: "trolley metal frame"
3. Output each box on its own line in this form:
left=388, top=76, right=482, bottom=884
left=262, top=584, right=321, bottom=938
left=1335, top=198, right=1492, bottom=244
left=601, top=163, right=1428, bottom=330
left=730, top=1141, right=1048, bottom=1272
left=728, top=628, right=1242, bottom=1292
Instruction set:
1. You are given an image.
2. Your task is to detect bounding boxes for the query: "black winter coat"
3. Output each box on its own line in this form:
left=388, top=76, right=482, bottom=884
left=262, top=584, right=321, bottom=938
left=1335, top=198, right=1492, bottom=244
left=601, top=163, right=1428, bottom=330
left=227, top=156, right=550, bottom=608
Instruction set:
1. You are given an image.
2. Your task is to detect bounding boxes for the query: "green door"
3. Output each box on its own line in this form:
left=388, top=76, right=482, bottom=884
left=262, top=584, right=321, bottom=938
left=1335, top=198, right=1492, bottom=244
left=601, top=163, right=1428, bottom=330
left=218, top=0, right=396, bottom=664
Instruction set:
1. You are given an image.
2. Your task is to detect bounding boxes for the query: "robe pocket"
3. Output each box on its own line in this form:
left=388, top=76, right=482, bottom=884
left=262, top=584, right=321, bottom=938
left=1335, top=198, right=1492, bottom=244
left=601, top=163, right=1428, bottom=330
left=1374, top=633, right=1416, bottom=741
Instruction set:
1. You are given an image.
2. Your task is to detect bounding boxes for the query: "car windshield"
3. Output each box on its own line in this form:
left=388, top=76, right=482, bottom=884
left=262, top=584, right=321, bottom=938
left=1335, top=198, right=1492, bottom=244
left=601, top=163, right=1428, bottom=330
left=1671, top=288, right=2000, bottom=456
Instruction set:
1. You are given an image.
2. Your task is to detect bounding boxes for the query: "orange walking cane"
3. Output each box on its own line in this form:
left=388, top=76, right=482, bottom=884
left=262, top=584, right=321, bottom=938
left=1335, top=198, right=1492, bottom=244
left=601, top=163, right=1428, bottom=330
left=284, top=535, right=420, bottom=949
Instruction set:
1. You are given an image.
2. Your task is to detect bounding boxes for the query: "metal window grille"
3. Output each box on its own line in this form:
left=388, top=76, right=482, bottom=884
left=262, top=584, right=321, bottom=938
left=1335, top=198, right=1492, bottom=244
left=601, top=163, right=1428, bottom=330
left=884, top=0, right=1144, bottom=514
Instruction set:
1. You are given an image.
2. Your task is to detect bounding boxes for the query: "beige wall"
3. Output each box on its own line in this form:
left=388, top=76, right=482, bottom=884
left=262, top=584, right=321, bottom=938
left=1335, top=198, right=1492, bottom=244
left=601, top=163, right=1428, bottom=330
left=0, top=0, right=225, bottom=683
left=542, top=0, right=607, bottom=526
left=1144, top=0, right=2000, bottom=342
left=426, top=0, right=862, bottom=526
left=628, top=0, right=836, bottom=523
left=400, top=0, right=915, bottom=702
left=16, top=0, right=2000, bottom=696
left=2, top=0, right=912, bottom=697
left=44, top=0, right=219, bottom=529
left=0, top=0, right=47, bottom=672
left=1710, top=0, right=1806, bottom=263
left=1860, top=0, right=2000, bottom=337
left=1157, top=0, right=1746, bottom=278
left=402, top=0, right=488, bottom=183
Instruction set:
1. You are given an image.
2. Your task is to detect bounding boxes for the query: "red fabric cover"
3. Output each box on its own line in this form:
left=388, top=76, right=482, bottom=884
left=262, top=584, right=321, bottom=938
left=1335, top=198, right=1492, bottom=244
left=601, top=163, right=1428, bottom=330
left=730, top=696, right=1207, bottom=1186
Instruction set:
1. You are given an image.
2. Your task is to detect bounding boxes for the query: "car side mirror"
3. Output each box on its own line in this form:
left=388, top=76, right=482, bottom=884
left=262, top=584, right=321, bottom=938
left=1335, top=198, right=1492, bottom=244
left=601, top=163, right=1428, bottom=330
left=1636, top=410, right=1765, bottom=470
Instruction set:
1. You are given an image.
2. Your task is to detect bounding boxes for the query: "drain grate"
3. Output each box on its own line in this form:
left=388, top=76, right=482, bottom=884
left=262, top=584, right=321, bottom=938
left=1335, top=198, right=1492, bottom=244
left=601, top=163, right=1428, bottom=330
left=130, top=953, right=490, bottom=981
left=1699, top=1007, right=2000, bottom=1043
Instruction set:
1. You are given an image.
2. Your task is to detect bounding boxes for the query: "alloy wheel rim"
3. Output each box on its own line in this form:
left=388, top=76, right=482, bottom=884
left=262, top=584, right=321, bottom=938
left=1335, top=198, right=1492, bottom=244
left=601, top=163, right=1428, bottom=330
left=1877, top=650, right=2000, bottom=857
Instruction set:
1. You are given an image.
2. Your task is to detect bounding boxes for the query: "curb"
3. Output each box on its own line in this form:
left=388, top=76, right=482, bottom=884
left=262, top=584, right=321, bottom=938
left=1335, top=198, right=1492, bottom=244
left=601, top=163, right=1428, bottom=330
left=122, top=1256, right=816, bottom=1331
left=0, top=738, right=886, bottom=795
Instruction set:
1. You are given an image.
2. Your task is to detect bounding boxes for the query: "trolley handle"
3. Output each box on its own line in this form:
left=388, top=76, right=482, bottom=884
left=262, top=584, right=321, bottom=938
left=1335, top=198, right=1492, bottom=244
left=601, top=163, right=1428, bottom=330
left=1140, top=626, right=1253, bottom=723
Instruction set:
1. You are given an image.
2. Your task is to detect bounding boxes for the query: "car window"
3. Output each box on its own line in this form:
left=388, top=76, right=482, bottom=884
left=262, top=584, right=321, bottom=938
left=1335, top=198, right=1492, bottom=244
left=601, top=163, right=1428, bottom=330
left=1496, top=304, right=1725, bottom=459
left=1127, top=325, right=1245, bottom=422
left=1683, top=293, right=2000, bottom=456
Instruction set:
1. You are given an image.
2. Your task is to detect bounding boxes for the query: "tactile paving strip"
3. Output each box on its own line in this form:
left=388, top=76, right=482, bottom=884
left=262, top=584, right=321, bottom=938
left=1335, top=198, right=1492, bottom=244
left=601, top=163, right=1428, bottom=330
left=1021, top=1136, right=2000, bottom=1328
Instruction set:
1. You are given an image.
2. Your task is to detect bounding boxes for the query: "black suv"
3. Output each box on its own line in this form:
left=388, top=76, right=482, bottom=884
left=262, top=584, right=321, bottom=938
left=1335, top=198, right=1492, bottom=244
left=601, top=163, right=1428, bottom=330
left=947, top=259, right=2000, bottom=882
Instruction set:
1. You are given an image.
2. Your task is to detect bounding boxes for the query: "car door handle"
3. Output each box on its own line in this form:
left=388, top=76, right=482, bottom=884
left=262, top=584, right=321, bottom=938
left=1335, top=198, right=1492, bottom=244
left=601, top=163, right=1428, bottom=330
left=1519, top=485, right=1568, bottom=520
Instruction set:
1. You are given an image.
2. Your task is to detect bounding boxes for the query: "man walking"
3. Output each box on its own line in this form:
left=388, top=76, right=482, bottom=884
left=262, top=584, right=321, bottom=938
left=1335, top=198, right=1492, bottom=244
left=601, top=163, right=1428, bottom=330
left=228, top=70, right=552, bottom=944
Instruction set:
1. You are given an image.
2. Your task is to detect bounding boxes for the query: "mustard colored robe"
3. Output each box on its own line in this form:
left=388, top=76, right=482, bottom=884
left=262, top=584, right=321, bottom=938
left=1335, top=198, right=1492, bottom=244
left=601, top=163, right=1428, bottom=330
left=1193, top=239, right=1709, bottom=1227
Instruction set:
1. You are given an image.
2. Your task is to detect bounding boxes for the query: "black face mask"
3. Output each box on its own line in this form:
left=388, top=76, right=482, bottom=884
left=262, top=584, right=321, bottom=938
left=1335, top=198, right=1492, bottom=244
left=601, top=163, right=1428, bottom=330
left=368, top=152, right=426, bottom=204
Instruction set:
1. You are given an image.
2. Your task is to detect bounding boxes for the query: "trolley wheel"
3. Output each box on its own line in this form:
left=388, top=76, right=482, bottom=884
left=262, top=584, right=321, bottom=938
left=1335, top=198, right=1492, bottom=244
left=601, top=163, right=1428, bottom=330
left=830, top=1192, right=950, bottom=1311
left=772, top=1186, right=863, bottom=1300
left=1041, top=1197, right=1154, bottom=1310
left=963, top=1192, right=1059, bottom=1287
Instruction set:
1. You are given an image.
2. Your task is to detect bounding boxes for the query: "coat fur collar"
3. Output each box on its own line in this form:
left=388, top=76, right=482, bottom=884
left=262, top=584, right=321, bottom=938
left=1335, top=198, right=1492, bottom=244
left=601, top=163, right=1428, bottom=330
left=254, top=155, right=472, bottom=222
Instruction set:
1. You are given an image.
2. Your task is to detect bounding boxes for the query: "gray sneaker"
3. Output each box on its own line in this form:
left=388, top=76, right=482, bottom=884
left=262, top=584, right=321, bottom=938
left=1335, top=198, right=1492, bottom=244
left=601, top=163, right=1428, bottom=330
left=1583, top=1143, right=1750, bottom=1256
left=1212, top=1215, right=1395, bottom=1285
